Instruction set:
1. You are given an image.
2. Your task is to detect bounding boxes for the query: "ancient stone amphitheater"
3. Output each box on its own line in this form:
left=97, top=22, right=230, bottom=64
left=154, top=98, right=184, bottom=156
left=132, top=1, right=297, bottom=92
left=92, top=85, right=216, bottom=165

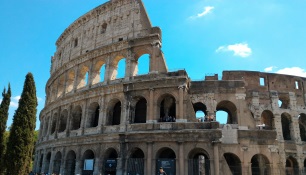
left=34, top=0, right=306, bottom=175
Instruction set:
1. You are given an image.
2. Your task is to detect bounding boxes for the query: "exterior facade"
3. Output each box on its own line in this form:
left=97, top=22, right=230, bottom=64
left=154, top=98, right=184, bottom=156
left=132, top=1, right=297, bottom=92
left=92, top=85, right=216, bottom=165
left=34, top=0, right=306, bottom=174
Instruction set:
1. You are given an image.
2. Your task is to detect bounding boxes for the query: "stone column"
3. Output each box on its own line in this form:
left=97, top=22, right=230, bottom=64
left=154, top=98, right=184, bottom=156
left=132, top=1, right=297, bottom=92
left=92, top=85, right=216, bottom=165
left=146, top=142, right=153, bottom=175
left=178, top=142, right=184, bottom=175
left=273, top=114, right=283, bottom=141
left=213, top=142, right=220, bottom=175
left=291, top=115, right=301, bottom=142
left=178, top=86, right=184, bottom=122
left=41, top=149, right=47, bottom=173
left=75, top=148, right=82, bottom=175
left=93, top=157, right=100, bottom=175
left=49, top=150, right=55, bottom=174
left=60, top=147, right=66, bottom=175
left=98, top=96, right=105, bottom=133
left=105, top=60, right=117, bottom=81
left=125, top=49, right=137, bottom=79
left=148, top=88, right=154, bottom=123
left=73, top=66, right=79, bottom=92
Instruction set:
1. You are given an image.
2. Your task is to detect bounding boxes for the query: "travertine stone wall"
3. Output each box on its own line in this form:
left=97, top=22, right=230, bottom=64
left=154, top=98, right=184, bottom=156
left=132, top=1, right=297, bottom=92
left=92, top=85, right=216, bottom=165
left=35, top=0, right=306, bottom=175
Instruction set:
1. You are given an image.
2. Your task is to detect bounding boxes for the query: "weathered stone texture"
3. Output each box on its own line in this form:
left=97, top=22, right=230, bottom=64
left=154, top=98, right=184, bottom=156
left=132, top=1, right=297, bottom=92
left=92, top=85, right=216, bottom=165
left=35, top=0, right=306, bottom=175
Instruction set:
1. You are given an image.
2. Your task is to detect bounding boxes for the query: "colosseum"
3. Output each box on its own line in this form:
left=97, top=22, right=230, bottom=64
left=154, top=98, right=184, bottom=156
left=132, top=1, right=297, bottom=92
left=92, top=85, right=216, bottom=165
left=34, top=0, right=306, bottom=175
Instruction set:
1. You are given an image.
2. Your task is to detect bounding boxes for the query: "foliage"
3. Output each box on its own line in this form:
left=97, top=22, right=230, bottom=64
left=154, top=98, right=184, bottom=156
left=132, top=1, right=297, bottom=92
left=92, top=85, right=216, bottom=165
left=4, top=73, right=37, bottom=175
left=0, top=84, right=11, bottom=175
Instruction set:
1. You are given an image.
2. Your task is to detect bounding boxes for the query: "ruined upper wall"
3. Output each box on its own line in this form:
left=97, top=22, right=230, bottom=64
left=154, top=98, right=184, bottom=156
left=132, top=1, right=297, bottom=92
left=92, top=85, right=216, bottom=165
left=223, top=70, right=306, bottom=106
left=51, top=0, right=155, bottom=74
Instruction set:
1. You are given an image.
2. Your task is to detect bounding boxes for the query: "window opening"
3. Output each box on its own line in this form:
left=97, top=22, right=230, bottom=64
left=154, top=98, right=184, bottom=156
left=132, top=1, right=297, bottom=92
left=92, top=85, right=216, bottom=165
left=295, top=81, right=299, bottom=89
left=260, top=77, right=265, bottom=86
left=74, top=38, right=78, bottom=47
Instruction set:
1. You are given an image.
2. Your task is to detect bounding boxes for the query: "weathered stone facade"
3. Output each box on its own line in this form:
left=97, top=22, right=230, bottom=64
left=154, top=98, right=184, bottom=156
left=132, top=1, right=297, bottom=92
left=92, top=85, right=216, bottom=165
left=34, top=0, right=306, bottom=175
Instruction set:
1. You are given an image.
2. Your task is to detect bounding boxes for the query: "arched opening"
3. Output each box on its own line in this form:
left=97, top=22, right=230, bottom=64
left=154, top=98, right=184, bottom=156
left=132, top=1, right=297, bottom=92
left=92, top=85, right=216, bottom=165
left=193, top=102, right=207, bottom=122
left=100, top=64, right=106, bottom=82
left=134, top=98, right=147, bottom=123
left=101, top=23, right=107, bottom=34
left=53, top=152, right=62, bottom=174
left=77, top=65, right=89, bottom=89
left=156, top=148, right=176, bottom=175
left=59, top=109, right=68, bottom=133
left=104, top=148, right=118, bottom=175
left=92, top=61, right=105, bottom=84
left=82, top=150, right=95, bottom=175
left=57, top=75, right=65, bottom=97
left=251, top=154, right=270, bottom=175
left=65, top=150, right=76, bottom=175
left=86, top=102, right=100, bottom=128
left=44, top=152, right=51, bottom=173
left=281, top=113, right=292, bottom=140
left=286, top=156, right=299, bottom=175
left=136, top=54, right=149, bottom=75
left=107, top=100, right=121, bottom=125
left=66, top=70, right=75, bottom=93
left=279, top=94, right=289, bottom=109
left=43, top=117, right=49, bottom=136
left=216, top=101, right=237, bottom=124
left=51, top=113, right=58, bottom=135
left=224, top=153, right=242, bottom=175
left=261, top=110, right=274, bottom=130
left=71, top=106, right=82, bottom=130
left=116, top=58, right=126, bottom=79
left=188, top=148, right=210, bottom=175
left=299, top=113, right=306, bottom=141
left=159, top=95, right=176, bottom=122
left=127, top=148, right=145, bottom=175
left=85, top=72, right=89, bottom=86
left=39, top=154, right=44, bottom=173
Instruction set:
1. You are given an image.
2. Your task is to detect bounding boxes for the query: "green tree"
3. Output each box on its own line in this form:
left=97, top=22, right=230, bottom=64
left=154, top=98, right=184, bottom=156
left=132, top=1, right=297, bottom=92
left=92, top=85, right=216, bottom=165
left=0, top=84, right=11, bottom=175
left=4, top=73, right=37, bottom=175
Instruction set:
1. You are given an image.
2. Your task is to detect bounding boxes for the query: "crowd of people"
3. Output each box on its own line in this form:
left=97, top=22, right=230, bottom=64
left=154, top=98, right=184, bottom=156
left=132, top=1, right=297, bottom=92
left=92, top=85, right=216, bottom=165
left=29, top=171, right=59, bottom=175
left=159, top=115, right=176, bottom=122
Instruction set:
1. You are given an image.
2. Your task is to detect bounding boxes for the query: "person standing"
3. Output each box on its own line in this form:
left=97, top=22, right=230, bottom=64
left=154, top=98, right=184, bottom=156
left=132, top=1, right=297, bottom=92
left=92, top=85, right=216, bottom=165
left=158, top=167, right=167, bottom=175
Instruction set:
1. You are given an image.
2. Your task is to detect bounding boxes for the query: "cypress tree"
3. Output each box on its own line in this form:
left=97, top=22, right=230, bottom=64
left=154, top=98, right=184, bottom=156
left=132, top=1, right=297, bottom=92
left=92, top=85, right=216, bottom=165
left=4, top=73, right=37, bottom=175
left=0, top=84, right=11, bottom=175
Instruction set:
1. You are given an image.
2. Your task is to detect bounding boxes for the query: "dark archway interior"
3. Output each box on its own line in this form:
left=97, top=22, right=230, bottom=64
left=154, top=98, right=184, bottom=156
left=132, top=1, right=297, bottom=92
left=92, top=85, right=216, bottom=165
left=71, top=106, right=82, bottom=130
left=281, top=113, right=291, bottom=140
left=130, top=149, right=145, bottom=158
left=261, top=110, right=274, bottom=130
left=53, top=152, right=62, bottom=174
left=59, top=110, right=68, bottom=132
left=224, top=153, right=242, bottom=175
left=134, top=98, right=147, bottom=123
left=93, top=106, right=100, bottom=127
left=299, top=114, right=306, bottom=141
left=51, top=113, right=58, bottom=134
left=112, top=102, right=121, bottom=125
left=251, top=154, right=270, bottom=175
left=66, top=151, right=76, bottom=175
left=160, top=96, right=176, bottom=122
left=157, top=148, right=176, bottom=159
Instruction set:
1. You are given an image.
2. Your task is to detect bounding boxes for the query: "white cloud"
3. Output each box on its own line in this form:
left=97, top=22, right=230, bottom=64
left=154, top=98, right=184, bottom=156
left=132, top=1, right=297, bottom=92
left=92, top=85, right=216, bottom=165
left=264, top=66, right=277, bottom=72
left=37, top=97, right=43, bottom=102
left=10, top=96, right=20, bottom=108
left=276, top=67, right=306, bottom=77
left=216, top=43, right=252, bottom=58
left=13, top=96, right=20, bottom=101
left=10, top=101, right=18, bottom=108
left=189, top=6, right=214, bottom=19
left=0, top=99, right=2, bottom=104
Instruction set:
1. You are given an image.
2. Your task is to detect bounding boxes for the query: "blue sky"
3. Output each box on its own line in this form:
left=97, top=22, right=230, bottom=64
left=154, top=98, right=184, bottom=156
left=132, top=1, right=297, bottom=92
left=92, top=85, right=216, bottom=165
left=0, top=0, right=305, bottom=129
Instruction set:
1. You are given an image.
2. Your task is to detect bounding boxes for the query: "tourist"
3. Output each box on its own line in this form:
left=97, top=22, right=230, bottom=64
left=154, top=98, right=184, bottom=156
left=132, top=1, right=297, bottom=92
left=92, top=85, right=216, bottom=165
left=158, top=167, right=167, bottom=175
